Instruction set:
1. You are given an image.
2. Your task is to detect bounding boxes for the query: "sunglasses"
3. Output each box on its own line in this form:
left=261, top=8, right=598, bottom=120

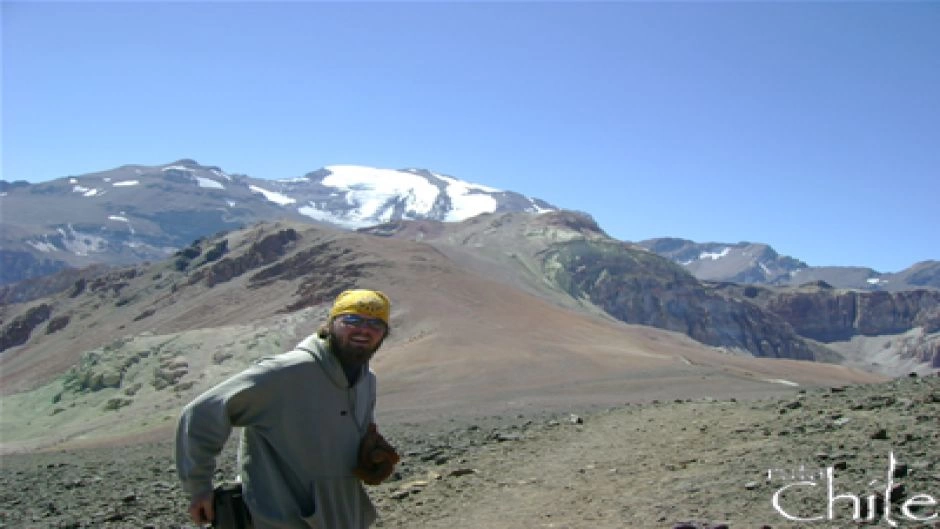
left=337, top=314, right=387, bottom=330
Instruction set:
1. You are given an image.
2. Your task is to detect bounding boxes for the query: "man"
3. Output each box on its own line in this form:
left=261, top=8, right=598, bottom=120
left=176, top=289, right=399, bottom=529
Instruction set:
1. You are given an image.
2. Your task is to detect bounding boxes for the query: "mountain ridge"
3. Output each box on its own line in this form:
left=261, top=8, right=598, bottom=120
left=638, top=237, right=940, bottom=291
left=0, top=159, right=553, bottom=285
left=2, top=161, right=938, bottom=452
left=2, top=159, right=936, bottom=290
left=1, top=216, right=889, bottom=452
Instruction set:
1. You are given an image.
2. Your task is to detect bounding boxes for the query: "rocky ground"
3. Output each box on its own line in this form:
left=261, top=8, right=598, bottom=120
left=1, top=374, right=938, bottom=529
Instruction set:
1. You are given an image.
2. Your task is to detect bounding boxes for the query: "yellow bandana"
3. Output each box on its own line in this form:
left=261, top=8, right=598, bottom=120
left=329, top=289, right=391, bottom=325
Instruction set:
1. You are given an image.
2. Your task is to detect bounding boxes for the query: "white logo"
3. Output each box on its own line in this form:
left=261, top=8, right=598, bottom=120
left=769, top=452, right=937, bottom=526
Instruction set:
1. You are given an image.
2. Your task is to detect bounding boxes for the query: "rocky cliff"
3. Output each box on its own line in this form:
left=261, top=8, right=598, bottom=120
left=766, top=287, right=940, bottom=341
left=540, top=238, right=821, bottom=360
left=716, top=281, right=940, bottom=371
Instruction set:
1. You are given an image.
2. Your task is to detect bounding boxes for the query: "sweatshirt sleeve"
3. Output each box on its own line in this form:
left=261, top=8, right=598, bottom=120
left=174, top=359, right=283, bottom=496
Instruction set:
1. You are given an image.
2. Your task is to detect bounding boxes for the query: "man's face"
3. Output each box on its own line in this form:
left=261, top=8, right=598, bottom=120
left=329, top=314, right=387, bottom=368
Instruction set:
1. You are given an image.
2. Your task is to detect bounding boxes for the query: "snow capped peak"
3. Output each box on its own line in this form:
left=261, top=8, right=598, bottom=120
left=322, top=165, right=441, bottom=215
left=291, top=165, right=545, bottom=228
left=2, top=160, right=558, bottom=286
left=36, top=160, right=554, bottom=240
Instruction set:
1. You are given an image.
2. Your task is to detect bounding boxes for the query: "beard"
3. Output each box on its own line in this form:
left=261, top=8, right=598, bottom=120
left=329, top=333, right=382, bottom=369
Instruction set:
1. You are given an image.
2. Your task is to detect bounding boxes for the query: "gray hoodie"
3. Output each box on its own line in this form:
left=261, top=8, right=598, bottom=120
left=176, top=335, right=378, bottom=529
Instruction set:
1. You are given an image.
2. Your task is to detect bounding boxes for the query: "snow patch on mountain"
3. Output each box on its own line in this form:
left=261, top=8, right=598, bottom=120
left=435, top=173, right=499, bottom=221
left=249, top=184, right=296, bottom=205
left=195, top=177, right=224, bottom=189
left=323, top=165, right=439, bottom=219
left=296, top=204, right=340, bottom=225
left=73, top=185, right=101, bottom=197
left=294, top=165, right=528, bottom=228
left=108, top=215, right=136, bottom=234
left=26, top=240, right=57, bottom=253
left=283, top=165, right=555, bottom=228
left=210, top=168, right=231, bottom=181
left=26, top=225, right=110, bottom=257
left=700, top=247, right=731, bottom=260
left=59, top=226, right=109, bottom=256
left=113, top=180, right=139, bottom=187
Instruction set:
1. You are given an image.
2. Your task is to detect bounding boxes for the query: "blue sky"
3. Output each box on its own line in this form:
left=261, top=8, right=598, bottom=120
left=3, top=1, right=938, bottom=272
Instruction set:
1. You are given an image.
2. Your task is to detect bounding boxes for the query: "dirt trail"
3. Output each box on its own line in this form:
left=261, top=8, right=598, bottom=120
left=2, top=376, right=937, bottom=529
left=373, top=376, right=940, bottom=529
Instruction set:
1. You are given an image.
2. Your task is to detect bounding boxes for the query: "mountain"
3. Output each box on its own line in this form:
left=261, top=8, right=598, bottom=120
left=1, top=215, right=893, bottom=451
left=2, top=160, right=937, bottom=451
left=5, top=211, right=933, bottom=390
left=637, top=238, right=807, bottom=283
left=638, top=237, right=940, bottom=291
left=362, top=213, right=826, bottom=361
left=0, top=159, right=554, bottom=285
left=712, top=280, right=940, bottom=373
left=364, top=213, right=940, bottom=373
left=4, top=159, right=933, bottom=292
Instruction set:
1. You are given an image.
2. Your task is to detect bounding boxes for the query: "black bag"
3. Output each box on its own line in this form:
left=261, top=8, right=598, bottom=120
left=212, top=482, right=253, bottom=529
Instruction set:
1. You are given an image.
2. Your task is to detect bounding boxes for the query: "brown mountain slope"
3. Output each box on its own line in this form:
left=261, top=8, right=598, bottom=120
left=364, top=212, right=940, bottom=375
left=1, top=220, right=884, bottom=452
left=363, top=212, right=829, bottom=362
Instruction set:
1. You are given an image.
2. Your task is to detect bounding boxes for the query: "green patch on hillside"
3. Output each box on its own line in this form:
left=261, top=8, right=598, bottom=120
left=541, top=239, right=696, bottom=299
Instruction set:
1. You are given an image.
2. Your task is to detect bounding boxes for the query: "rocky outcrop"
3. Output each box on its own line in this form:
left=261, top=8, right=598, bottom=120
left=765, top=289, right=940, bottom=342
left=896, top=332, right=940, bottom=369
left=708, top=282, right=940, bottom=370
left=535, top=210, right=607, bottom=237
left=0, top=264, right=110, bottom=305
left=542, top=239, right=819, bottom=360
left=257, top=241, right=377, bottom=312
left=187, top=228, right=298, bottom=287
left=0, top=303, right=52, bottom=352
left=179, top=225, right=371, bottom=310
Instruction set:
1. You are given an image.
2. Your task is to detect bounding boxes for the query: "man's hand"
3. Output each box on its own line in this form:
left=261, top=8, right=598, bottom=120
left=353, top=423, right=400, bottom=485
left=188, top=490, right=215, bottom=526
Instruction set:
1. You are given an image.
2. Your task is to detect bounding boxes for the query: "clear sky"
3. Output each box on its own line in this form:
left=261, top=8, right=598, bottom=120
left=3, top=1, right=938, bottom=273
